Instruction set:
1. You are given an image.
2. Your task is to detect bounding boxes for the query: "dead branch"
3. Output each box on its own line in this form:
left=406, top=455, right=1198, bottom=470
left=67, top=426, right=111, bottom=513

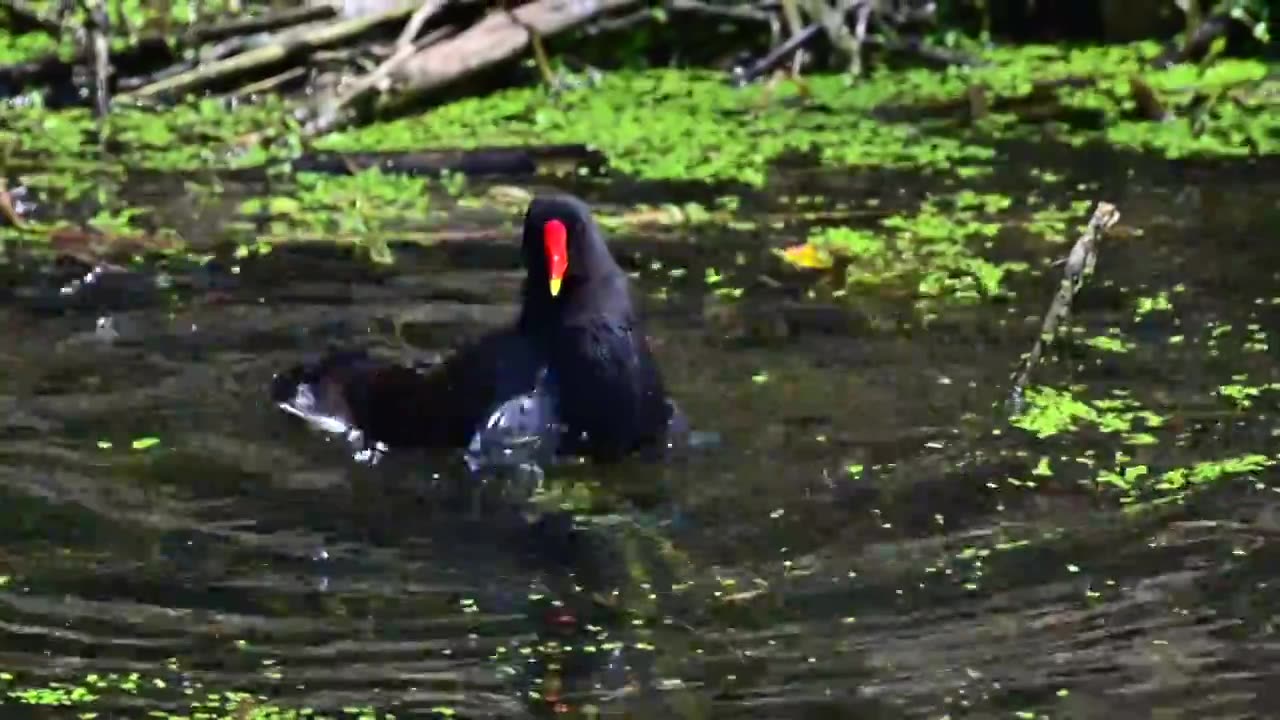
left=732, top=22, right=822, bottom=85
left=872, top=33, right=982, bottom=68
left=1153, top=12, right=1236, bottom=68
left=582, top=7, right=654, bottom=33
left=668, top=0, right=775, bottom=24
left=295, top=0, right=641, bottom=135
left=0, top=5, right=333, bottom=100
left=1007, top=202, right=1122, bottom=414
left=396, top=0, right=449, bottom=47
left=220, top=65, right=306, bottom=100
left=118, top=1, right=424, bottom=102
left=727, top=0, right=973, bottom=84
left=301, top=21, right=453, bottom=136
left=185, top=4, right=337, bottom=45
left=779, top=0, right=806, bottom=73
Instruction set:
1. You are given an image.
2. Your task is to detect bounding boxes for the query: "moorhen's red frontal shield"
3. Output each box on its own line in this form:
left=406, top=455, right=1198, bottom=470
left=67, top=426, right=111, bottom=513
left=544, top=219, right=568, bottom=298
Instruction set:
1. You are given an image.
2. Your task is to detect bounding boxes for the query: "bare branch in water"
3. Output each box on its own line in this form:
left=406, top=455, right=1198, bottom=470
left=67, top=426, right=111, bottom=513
left=1007, top=202, right=1122, bottom=414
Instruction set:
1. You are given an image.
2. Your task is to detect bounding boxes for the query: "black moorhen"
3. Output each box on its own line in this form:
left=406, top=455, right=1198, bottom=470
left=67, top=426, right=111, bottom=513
left=271, top=193, right=683, bottom=463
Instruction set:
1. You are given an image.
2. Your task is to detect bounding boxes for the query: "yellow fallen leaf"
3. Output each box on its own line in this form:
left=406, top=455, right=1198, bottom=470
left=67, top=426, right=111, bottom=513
left=776, top=242, right=834, bottom=270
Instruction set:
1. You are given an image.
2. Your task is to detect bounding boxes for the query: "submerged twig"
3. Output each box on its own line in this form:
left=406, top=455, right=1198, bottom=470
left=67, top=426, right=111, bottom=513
left=1007, top=202, right=1122, bottom=414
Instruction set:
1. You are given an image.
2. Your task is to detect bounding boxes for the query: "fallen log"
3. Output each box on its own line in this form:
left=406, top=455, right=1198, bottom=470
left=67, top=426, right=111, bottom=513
left=297, top=0, right=640, bottom=136
left=388, top=0, right=641, bottom=107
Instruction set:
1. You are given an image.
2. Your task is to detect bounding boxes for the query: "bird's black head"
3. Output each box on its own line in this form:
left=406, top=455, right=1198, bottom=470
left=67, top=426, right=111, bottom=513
left=519, top=194, right=625, bottom=319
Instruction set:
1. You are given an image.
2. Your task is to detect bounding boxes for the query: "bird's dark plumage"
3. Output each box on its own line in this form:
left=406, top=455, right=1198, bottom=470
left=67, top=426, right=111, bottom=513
left=272, top=193, right=682, bottom=462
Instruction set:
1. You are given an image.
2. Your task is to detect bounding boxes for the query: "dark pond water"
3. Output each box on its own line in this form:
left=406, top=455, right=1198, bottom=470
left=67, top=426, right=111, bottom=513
left=2, top=144, right=1280, bottom=719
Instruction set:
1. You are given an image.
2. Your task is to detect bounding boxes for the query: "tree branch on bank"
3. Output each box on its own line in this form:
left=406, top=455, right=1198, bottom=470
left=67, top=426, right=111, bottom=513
left=185, top=4, right=337, bottom=45
left=118, top=1, right=425, bottom=102
left=300, top=6, right=454, bottom=137
left=0, top=4, right=338, bottom=99
left=299, top=0, right=642, bottom=137
left=1153, top=11, right=1235, bottom=68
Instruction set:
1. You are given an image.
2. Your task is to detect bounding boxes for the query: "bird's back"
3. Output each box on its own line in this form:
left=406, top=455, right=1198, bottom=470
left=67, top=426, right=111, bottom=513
left=273, top=329, right=546, bottom=449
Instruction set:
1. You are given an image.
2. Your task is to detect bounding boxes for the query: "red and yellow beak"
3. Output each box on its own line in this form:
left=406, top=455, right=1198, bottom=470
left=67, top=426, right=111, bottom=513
left=544, top=219, right=569, bottom=297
